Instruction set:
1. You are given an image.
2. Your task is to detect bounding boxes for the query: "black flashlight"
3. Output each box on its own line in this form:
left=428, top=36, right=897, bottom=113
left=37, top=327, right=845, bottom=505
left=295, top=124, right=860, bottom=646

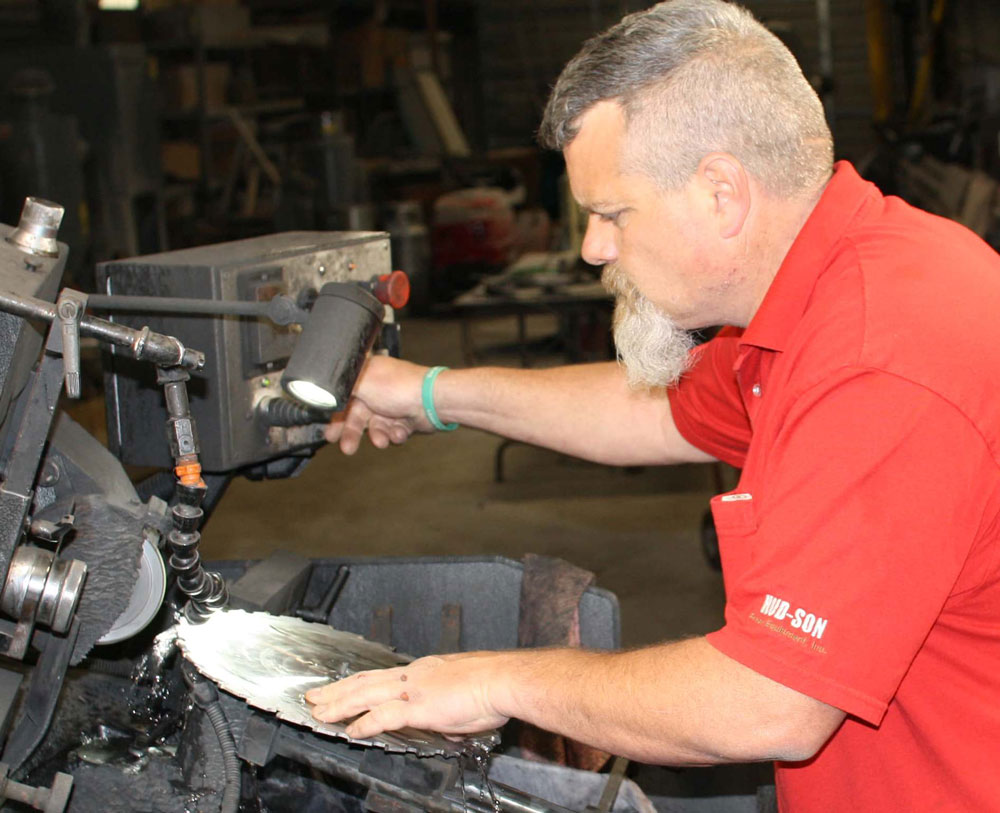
left=281, top=282, right=385, bottom=411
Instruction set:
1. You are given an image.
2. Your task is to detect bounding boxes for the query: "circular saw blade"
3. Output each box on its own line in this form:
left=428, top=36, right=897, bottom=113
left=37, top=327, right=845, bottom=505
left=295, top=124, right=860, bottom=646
left=175, top=609, right=499, bottom=757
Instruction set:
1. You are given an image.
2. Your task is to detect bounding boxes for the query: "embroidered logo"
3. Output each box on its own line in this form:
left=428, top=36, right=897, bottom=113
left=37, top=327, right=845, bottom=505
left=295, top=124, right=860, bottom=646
left=759, top=594, right=828, bottom=640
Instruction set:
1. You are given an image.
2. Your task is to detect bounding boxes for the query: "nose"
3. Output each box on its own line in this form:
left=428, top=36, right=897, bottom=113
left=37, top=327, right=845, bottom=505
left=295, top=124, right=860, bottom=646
left=580, top=215, right=619, bottom=266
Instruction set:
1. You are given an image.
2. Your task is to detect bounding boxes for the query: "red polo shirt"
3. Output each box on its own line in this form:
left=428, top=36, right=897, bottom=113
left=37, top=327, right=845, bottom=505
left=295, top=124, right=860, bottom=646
left=668, top=162, right=1000, bottom=811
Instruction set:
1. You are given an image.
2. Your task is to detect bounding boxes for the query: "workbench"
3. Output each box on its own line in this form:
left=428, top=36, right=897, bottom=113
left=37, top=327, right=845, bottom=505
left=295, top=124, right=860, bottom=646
left=452, top=257, right=614, bottom=367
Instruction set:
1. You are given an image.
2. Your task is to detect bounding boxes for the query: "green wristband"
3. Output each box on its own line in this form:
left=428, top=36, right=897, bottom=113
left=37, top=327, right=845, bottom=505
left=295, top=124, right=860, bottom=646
left=422, top=366, right=458, bottom=431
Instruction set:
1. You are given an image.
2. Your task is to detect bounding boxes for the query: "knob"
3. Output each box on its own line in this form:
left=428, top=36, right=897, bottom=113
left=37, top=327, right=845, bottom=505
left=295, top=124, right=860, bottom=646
left=6, top=197, right=64, bottom=258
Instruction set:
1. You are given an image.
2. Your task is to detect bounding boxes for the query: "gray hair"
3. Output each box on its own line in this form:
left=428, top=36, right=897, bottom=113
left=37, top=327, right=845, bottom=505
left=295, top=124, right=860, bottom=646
left=538, top=0, right=833, bottom=197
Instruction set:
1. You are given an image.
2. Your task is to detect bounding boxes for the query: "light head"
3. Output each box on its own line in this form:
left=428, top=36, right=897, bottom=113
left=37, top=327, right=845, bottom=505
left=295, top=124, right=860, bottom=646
left=281, top=282, right=385, bottom=411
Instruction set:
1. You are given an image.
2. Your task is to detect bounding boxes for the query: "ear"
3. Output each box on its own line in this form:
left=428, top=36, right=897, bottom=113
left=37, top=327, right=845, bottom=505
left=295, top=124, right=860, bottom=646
left=697, top=153, right=750, bottom=240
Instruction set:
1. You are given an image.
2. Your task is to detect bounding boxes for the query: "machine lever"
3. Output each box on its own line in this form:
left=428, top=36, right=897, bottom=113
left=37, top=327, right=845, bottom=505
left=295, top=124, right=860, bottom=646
left=55, top=291, right=86, bottom=399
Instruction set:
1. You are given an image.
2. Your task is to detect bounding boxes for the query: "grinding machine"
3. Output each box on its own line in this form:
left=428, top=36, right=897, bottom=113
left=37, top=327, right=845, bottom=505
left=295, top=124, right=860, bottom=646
left=0, top=197, right=632, bottom=813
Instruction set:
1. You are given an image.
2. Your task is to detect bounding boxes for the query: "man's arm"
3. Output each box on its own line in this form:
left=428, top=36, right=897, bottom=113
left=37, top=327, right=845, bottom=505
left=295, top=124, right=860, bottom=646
left=306, top=638, right=845, bottom=765
left=328, top=356, right=714, bottom=466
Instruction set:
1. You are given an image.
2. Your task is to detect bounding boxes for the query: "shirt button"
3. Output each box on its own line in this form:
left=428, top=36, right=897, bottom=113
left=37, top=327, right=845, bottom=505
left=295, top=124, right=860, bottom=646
left=752, top=383, right=762, bottom=397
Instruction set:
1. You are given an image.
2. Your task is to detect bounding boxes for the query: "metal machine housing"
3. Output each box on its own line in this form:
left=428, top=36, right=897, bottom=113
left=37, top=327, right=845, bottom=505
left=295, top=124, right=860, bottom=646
left=98, top=232, right=392, bottom=472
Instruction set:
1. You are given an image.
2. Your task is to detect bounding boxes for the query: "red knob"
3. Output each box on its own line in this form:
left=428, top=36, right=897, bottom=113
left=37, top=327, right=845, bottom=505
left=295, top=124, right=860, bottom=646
left=373, top=270, right=410, bottom=309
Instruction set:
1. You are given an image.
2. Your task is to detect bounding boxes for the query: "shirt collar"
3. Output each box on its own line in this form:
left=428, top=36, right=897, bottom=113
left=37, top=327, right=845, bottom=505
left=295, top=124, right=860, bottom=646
left=739, top=161, right=881, bottom=353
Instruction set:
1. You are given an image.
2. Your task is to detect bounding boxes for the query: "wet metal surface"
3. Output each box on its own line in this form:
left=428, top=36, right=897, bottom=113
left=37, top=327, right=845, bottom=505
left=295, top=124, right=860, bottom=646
left=175, top=609, right=499, bottom=757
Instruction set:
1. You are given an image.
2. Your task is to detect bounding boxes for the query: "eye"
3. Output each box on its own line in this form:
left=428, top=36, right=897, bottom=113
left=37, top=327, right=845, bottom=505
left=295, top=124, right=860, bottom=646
left=596, top=211, right=622, bottom=225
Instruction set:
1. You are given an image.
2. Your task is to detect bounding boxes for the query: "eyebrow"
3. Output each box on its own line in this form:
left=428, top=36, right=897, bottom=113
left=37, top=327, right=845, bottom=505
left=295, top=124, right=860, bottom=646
left=580, top=200, right=624, bottom=213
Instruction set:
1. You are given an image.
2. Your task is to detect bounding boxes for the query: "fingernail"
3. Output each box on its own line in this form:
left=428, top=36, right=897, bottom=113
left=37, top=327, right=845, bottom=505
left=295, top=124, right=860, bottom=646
left=312, top=705, right=326, bottom=717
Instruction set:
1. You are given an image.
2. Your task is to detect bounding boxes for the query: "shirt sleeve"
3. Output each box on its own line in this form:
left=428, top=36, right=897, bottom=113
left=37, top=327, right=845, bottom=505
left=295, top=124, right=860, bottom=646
left=667, top=329, right=752, bottom=468
left=706, top=368, right=998, bottom=725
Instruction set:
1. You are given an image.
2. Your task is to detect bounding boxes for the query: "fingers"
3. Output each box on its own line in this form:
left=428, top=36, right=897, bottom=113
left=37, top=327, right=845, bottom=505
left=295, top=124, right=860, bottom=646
left=369, top=415, right=412, bottom=448
left=345, top=701, right=412, bottom=739
left=325, top=402, right=414, bottom=453
left=305, top=655, right=511, bottom=738
left=307, top=669, right=407, bottom=724
left=325, top=401, right=370, bottom=453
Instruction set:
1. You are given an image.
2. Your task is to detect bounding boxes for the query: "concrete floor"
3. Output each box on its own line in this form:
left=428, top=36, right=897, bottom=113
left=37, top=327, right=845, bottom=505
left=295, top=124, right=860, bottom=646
left=200, top=315, right=728, bottom=649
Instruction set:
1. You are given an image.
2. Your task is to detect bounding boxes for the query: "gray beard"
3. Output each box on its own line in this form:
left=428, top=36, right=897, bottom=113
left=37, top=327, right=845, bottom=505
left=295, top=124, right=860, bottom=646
left=602, top=264, right=695, bottom=389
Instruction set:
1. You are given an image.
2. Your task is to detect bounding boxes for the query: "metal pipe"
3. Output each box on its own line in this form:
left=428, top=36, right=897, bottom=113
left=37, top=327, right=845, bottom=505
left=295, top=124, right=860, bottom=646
left=87, top=294, right=267, bottom=317
left=87, top=293, right=308, bottom=326
left=88, top=322, right=204, bottom=370
left=462, top=776, right=582, bottom=813
left=0, top=288, right=204, bottom=370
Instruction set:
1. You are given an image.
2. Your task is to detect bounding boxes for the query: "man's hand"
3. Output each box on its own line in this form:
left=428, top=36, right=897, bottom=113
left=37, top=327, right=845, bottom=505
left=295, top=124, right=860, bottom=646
left=326, top=356, right=434, bottom=454
left=305, top=652, right=511, bottom=738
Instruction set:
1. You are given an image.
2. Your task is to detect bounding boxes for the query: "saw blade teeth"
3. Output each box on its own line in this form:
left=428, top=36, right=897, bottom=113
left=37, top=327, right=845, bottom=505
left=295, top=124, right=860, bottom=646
left=175, top=609, right=499, bottom=758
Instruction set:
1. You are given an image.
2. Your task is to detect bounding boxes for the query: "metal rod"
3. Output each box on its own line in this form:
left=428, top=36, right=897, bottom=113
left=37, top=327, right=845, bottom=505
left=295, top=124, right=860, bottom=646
left=0, top=289, right=56, bottom=322
left=0, top=289, right=204, bottom=370
left=87, top=293, right=308, bottom=326
left=87, top=294, right=267, bottom=318
left=594, top=755, right=629, bottom=812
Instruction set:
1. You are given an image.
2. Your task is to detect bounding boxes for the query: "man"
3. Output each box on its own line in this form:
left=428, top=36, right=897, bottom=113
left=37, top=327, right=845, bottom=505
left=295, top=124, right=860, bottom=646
left=306, top=1, right=1000, bottom=810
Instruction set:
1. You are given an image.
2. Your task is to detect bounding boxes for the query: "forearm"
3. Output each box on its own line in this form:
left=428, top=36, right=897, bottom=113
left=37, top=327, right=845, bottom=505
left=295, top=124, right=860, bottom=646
left=307, top=635, right=844, bottom=763
left=490, top=638, right=837, bottom=765
left=433, top=362, right=713, bottom=466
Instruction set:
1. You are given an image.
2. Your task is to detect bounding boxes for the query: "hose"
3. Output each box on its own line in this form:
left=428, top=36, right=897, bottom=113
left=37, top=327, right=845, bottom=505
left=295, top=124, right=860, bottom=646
left=186, top=668, right=241, bottom=813
left=257, top=396, right=329, bottom=427
left=156, top=366, right=227, bottom=622
left=80, top=656, right=135, bottom=678
left=135, top=471, right=176, bottom=504
left=167, top=486, right=227, bottom=622
left=204, top=702, right=241, bottom=813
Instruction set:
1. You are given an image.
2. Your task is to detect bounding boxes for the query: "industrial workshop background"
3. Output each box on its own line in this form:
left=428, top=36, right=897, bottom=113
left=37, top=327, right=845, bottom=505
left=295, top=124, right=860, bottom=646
left=1, top=0, right=998, bottom=294
left=0, top=1, right=997, bottom=812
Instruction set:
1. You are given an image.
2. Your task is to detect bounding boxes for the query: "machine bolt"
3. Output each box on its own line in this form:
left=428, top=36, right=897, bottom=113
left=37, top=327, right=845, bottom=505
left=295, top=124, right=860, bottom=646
left=318, top=265, right=326, bottom=276
left=6, top=197, right=64, bottom=258
left=40, top=461, right=60, bottom=486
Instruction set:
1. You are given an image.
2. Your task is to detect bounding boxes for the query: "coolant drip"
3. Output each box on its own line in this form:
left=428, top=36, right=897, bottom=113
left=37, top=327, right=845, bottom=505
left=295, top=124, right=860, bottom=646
left=129, top=628, right=182, bottom=738
left=70, top=724, right=177, bottom=776
left=464, top=744, right=501, bottom=813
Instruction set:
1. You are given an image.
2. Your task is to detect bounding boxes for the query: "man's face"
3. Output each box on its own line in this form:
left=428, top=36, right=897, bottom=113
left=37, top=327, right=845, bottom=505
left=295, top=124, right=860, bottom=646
left=564, top=101, right=731, bottom=386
